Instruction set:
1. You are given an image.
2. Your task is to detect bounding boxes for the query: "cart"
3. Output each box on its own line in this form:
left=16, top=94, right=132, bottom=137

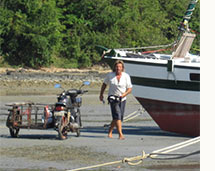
left=6, top=102, right=55, bottom=138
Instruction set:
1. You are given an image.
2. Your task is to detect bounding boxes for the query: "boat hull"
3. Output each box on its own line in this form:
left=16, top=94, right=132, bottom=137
left=136, top=97, right=200, bottom=136
left=103, top=56, right=200, bottom=136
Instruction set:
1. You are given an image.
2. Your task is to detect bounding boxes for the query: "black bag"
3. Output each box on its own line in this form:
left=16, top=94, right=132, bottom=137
left=108, top=95, right=121, bottom=104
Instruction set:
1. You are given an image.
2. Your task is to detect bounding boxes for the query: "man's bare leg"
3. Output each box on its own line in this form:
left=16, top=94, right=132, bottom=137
left=108, top=120, right=116, bottom=138
left=116, top=120, right=125, bottom=140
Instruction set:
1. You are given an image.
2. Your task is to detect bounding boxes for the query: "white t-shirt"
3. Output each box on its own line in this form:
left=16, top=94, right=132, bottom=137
left=103, top=72, right=132, bottom=101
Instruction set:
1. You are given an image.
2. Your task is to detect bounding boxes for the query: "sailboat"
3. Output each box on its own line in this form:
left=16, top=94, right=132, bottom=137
left=100, top=0, right=200, bottom=136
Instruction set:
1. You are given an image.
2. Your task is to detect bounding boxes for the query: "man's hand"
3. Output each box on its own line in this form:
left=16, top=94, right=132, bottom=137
left=99, top=83, right=107, bottom=103
left=121, top=88, right=132, bottom=98
left=99, top=94, right=104, bottom=102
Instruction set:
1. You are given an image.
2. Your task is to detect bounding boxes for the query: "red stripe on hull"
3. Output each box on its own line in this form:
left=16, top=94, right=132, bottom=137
left=136, top=97, right=200, bottom=136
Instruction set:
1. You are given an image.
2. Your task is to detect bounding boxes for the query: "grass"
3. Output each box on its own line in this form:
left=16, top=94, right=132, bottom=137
left=51, top=56, right=79, bottom=69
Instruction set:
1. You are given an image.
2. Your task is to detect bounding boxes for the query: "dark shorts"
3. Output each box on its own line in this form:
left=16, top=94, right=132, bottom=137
left=110, top=100, right=126, bottom=121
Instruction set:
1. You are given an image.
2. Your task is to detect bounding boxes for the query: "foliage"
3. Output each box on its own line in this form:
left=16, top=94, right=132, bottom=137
left=0, top=0, right=63, bottom=68
left=0, top=0, right=200, bottom=68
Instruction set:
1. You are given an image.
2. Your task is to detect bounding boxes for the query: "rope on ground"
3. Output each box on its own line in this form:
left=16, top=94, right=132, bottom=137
left=123, top=107, right=145, bottom=122
left=149, top=150, right=200, bottom=160
left=67, top=136, right=200, bottom=171
left=149, top=136, right=200, bottom=158
left=104, top=107, right=145, bottom=128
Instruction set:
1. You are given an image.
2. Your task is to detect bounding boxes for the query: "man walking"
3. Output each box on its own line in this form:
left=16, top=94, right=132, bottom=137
left=99, top=60, right=132, bottom=140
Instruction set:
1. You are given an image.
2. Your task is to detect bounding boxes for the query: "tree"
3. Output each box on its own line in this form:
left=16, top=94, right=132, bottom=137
left=0, top=0, right=200, bottom=68
left=0, top=0, right=63, bottom=68
left=158, top=0, right=200, bottom=51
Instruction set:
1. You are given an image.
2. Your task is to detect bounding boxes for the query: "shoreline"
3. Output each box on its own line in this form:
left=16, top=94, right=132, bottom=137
left=0, top=67, right=111, bottom=96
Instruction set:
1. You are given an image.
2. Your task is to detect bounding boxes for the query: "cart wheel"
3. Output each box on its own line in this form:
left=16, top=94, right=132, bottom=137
left=9, top=127, right=20, bottom=138
left=58, top=117, right=68, bottom=140
left=6, top=111, right=14, bottom=127
left=7, top=111, right=20, bottom=138
left=76, top=129, right=80, bottom=137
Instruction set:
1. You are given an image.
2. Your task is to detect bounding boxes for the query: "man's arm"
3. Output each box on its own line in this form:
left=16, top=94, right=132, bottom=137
left=121, top=88, right=132, bottom=98
left=99, top=83, right=107, bottom=101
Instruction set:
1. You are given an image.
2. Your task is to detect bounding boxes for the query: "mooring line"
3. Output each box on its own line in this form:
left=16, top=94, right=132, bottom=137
left=123, top=107, right=145, bottom=122
left=104, top=107, right=145, bottom=128
left=67, top=136, right=200, bottom=171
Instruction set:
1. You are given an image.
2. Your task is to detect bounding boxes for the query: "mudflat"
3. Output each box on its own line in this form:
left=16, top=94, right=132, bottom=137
left=0, top=68, right=200, bottom=171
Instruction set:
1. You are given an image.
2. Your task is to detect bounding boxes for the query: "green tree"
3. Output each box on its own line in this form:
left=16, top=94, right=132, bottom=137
left=1, top=0, right=200, bottom=68
left=158, top=0, right=200, bottom=51
left=0, top=7, right=13, bottom=56
left=56, top=0, right=116, bottom=67
left=0, top=0, right=63, bottom=68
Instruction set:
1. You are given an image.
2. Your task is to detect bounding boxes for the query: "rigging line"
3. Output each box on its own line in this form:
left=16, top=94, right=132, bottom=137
left=115, top=42, right=176, bottom=51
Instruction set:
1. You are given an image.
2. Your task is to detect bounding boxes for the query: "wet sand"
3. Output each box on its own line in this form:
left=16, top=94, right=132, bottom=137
left=0, top=69, right=199, bottom=170
left=0, top=93, right=199, bottom=171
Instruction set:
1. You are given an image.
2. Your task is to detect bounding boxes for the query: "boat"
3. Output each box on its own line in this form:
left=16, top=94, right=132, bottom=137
left=99, top=0, right=200, bottom=136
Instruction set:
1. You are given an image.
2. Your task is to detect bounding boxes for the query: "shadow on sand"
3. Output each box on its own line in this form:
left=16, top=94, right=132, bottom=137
left=81, top=125, right=190, bottom=138
left=1, top=125, right=190, bottom=140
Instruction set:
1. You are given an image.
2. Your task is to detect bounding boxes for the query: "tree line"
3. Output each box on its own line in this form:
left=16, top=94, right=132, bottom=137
left=0, top=0, right=200, bottom=68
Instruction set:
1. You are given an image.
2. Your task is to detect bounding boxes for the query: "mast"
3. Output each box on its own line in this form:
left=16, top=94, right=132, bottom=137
left=172, top=0, right=198, bottom=59
left=179, top=0, right=198, bottom=32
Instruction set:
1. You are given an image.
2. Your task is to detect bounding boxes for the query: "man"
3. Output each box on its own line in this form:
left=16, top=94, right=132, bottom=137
left=99, top=60, right=132, bottom=140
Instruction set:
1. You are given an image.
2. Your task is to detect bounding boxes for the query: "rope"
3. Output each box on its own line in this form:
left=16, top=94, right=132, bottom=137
left=123, top=113, right=141, bottom=122
left=67, top=136, right=200, bottom=171
left=150, top=136, right=200, bottom=157
left=115, top=42, right=176, bottom=51
left=104, top=108, right=145, bottom=128
left=150, top=150, right=200, bottom=160
left=141, top=48, right=172, bottom=54
left=123, top=107, right=145, bottom=122
left=68, top=160, right=122, bottom=171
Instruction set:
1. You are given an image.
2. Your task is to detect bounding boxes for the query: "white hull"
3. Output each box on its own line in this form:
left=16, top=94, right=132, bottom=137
left=124, top=61, right=199, bottom=82
left=104, top=53, right=200, bottom=136
left=105, top=55, right=200, bottom=105
left=133, top=85, right=199, bottom=105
